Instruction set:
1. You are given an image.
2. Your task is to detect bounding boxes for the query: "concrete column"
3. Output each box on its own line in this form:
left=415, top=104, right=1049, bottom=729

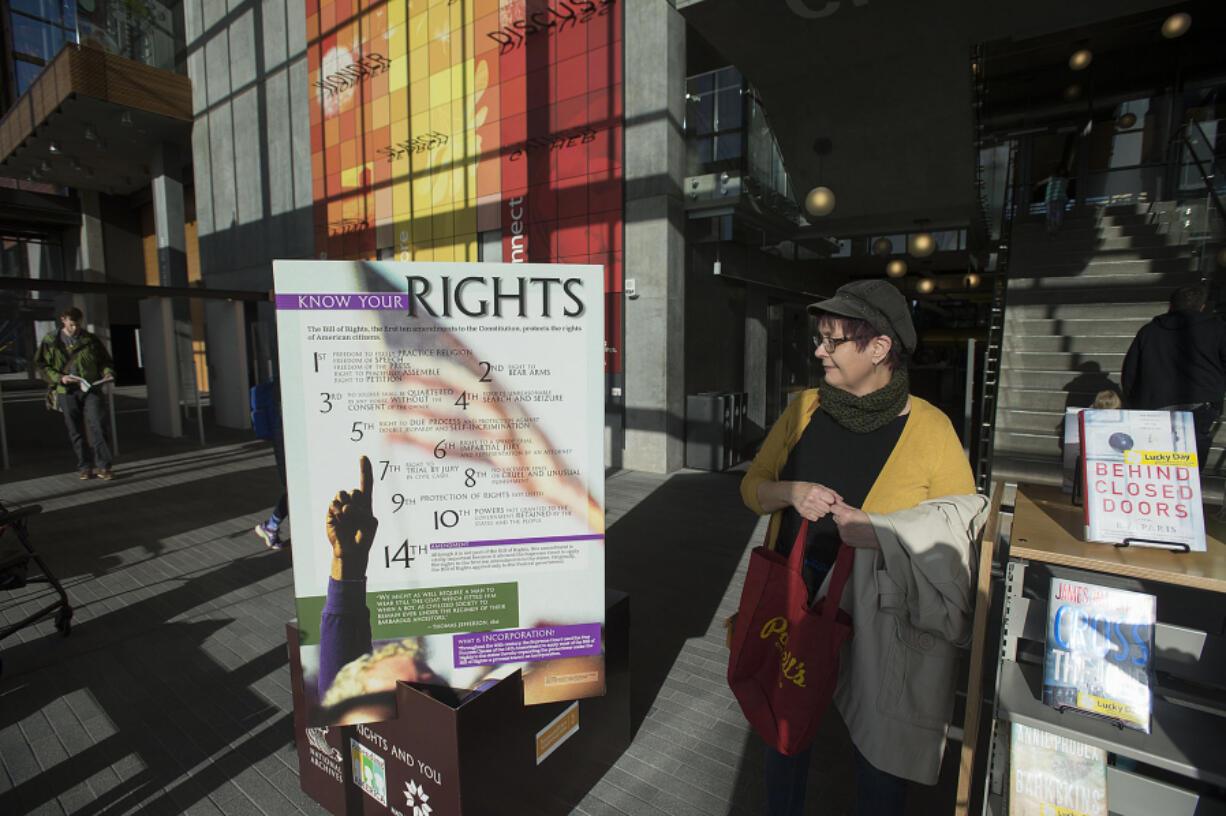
left=204, top=299, right=251, bottom=429
left=152, top=144, right=189, bottom=291
left=622, top=0, right=687, bottom=474
left=28, top=242, right=57, bottom=341
left=743, top=285, right=768, bottom=446
left=150, top=143, right=198, bottom=432
left=139, top=298, right=183, bottom=438
left=77, top=191, right=110, bottom=347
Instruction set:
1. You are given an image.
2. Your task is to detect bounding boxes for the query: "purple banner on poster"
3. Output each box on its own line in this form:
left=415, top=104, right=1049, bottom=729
left=431, top=534, right=603, bottom=550
left=453, top=623, right=602, bottom=668
left=276, top=293, right=407, bottom=310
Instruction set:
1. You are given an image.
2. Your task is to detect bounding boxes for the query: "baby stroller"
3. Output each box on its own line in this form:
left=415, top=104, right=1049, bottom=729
left=0, top=500, right=72, bottom=679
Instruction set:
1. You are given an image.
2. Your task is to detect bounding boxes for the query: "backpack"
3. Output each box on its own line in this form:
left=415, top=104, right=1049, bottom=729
left=250, top=379, right=282, bottom=440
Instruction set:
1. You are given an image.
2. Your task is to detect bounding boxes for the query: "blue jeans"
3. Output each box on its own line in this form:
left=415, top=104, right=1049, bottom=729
left=764, top=742, right=908, bottom=816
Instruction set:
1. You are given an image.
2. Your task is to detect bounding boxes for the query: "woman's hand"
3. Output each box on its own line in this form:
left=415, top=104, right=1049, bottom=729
left=830, top=500, right=880, bottom=549
left=789, top=482, right=842, bottom=522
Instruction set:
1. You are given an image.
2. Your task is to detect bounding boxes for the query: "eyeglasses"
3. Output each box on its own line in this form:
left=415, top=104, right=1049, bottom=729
left=813, top=335, right=854, bottom=353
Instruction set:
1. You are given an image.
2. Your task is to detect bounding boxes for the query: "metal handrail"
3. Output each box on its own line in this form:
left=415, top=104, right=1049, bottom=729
left=1177, top=117, right=1226, bottom=224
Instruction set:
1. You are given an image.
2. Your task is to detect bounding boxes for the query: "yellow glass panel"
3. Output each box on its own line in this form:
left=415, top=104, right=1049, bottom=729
left=413, top=175, right=434, bottom=209
left=409, top=13, right=428, bottom=51
left=432, top=242, right=454, bottom=262
left=412, top=210, right=432, bottom=242
left=450, top=165, right=467, bottom=202
left=390, top=118, right=409, bottom=145
left=387, top=0, right=404, bottom=27
left=409, top=46, right=428, bottom=82
left=429, top=105, right=450, bottom=135
left=454, top=205, right=476, bottom=235
left=390, top=93, right=408, bottom=125
left=392, top=184, right=412, bottom=215
left=410, top=79, right=430, bottom=114
left=410, top=111, right=429, bottom=137
left=388, top=27, right=406, bottom=60
left=430, top=167, right=453, bottom=208
left=429, top=68, right=451, bottom=105
left=389, top=55, right=409, bottom=92
left=372, top=97, right=390, bottom=130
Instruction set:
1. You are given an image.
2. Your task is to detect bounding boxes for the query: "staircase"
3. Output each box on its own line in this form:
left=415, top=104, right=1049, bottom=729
left=989, top=201, right=1224, bottom=497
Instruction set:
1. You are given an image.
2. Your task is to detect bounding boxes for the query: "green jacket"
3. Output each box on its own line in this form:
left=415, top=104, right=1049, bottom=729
left=35, top=329, right=115, bottom=393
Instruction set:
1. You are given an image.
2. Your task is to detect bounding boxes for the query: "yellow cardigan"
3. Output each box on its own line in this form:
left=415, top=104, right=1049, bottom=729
left=740, top=388, right=975, bottom=548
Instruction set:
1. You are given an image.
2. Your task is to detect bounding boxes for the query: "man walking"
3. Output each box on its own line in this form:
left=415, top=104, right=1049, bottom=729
left=35, top=307, right=117, bottom=479
left=1122, top=284, right=1226, bottom=469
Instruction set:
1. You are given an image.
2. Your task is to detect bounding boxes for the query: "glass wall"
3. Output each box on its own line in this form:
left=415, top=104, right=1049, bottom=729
left=6, top=0, right=182, bottom=99
left=685, top=66, right=742, bottom=172
left=684, top=65, right=798, bottom=216
left=76, top=0, right=180, bottom=72
left=8, top=0, right=78, bottom=94
left=305, top=0, right=626, bottom=372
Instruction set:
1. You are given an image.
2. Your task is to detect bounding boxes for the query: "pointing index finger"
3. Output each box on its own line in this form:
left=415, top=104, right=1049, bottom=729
left=359, top=455, right=373, bottom=499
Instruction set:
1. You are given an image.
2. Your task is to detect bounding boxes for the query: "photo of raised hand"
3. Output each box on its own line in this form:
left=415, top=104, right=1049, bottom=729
left=327, top=455, right=379, bottom=581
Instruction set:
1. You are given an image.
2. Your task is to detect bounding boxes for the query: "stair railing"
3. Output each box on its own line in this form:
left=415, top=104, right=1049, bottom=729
left=1173, top=117, right=1225, bottom=292
left=974, top=140, right=1019, bottom=494
left=1177, top=117, right=1226, bottom=221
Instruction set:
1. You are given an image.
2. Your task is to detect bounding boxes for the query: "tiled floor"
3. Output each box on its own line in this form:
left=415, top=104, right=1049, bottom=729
left=0, top=385, right=955, bottom=815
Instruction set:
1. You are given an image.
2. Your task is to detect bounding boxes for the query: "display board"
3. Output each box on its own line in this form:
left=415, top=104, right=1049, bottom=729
left=275, top=259, right=605, bottom=726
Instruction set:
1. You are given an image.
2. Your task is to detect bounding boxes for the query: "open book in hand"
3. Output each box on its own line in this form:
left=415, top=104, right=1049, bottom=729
left=64, top=374, right=114, bottom=393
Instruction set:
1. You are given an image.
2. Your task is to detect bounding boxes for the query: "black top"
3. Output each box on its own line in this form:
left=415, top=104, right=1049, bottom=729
left=776, top=408, right=906, bottom=598
left=1122, top=310, right=1226, bottom=409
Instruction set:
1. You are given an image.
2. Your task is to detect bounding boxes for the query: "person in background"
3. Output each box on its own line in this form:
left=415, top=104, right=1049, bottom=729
left=1122, top=284, right=1226, bottom=470
left=35, top=306, right=116, bottom=480
left=739, top=280, right=987, bottom=816
left=253, top=377, right=290, bottom=550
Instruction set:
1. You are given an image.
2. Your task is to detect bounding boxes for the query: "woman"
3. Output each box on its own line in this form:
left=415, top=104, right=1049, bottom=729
left=740, top=279, right=987, bottom=815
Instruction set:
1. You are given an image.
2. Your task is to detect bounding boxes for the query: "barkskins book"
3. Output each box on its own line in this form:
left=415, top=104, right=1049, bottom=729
left=1009, top=722, right=1107, bottom=816
left=1079, top=408, right=1206, bottom=551
left=1043, top=577, right=1156, bottom=732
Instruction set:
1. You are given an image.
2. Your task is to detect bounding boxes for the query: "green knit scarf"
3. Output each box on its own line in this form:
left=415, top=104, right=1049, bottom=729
left=819, top=369, right=910, bottom=433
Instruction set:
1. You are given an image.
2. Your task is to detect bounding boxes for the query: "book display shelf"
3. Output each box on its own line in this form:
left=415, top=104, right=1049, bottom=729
left=976, top=484, right=1226, bottom=816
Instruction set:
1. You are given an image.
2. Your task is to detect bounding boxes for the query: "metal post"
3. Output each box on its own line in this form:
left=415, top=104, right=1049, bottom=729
left=107, top=385, right=119, bottom=457
left=195, top=374, right=205, bottom=446
left=964, top=337, right=976, bottom=457
left=0, top=379, right=9, bottom=470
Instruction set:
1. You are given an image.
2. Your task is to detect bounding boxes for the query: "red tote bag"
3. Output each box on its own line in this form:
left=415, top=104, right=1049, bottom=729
left=727, top=519, right=855, bottom=756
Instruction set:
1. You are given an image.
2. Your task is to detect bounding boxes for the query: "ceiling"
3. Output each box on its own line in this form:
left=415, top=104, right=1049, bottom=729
left=2, top=95, right=191, bottom=195
left=0, top=45, right=192, bottom=197
left=678, top=0, right=1221, bottom=237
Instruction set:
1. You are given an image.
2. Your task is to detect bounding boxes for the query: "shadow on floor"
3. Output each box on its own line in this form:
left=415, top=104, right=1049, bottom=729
left=604, top=469, right=759, bottom=732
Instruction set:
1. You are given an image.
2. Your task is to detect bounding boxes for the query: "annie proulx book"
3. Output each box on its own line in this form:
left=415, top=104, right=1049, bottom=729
left=1009, top=722, right=1107, bottom=816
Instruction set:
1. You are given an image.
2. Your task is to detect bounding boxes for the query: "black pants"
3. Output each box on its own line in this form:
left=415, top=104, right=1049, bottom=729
left=1163, top=402, right=1221, bottom=469
left=61, top=388, right=112, bottom=471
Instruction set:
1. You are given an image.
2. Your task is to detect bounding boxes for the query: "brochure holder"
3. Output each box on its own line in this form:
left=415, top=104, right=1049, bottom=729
left=288, top=590, right=631, bottom=816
